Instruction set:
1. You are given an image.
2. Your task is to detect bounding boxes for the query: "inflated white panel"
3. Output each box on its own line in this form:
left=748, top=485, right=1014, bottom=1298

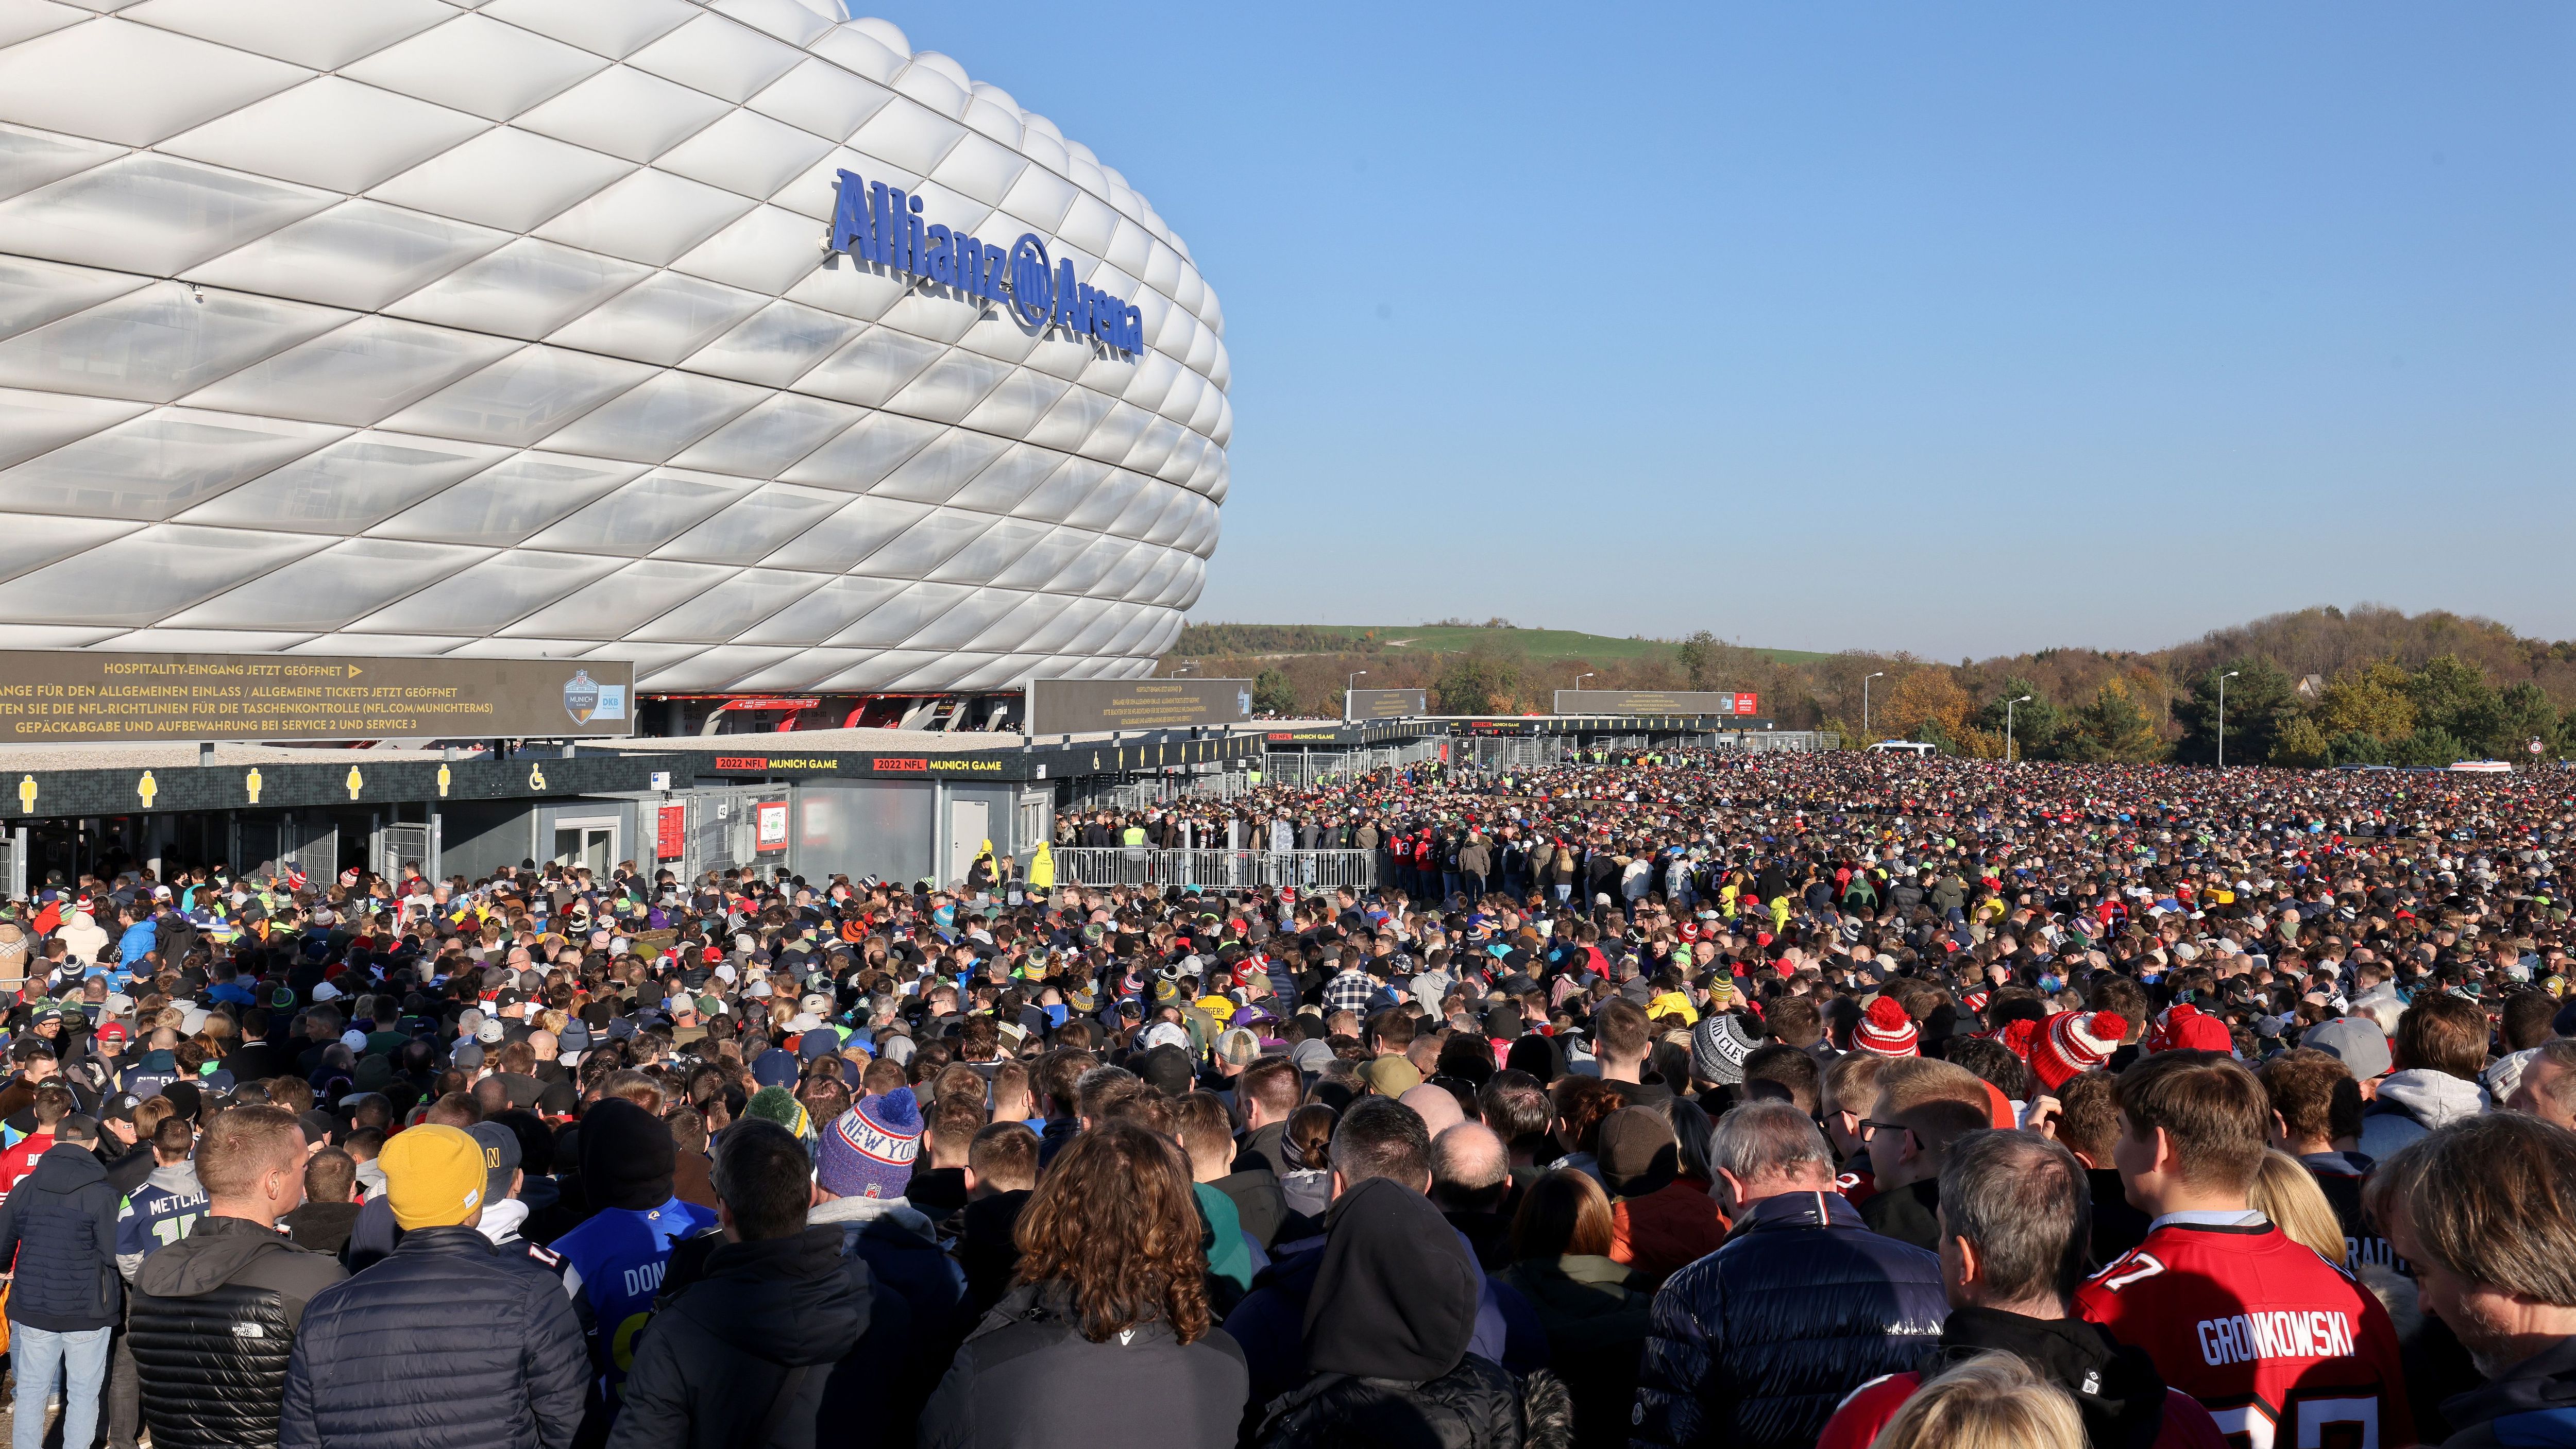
left=160, top=78, right=490, bottom=194
left=0, top=2, right=1227, bottom=689
left=0, top=17, right=307, bottom=147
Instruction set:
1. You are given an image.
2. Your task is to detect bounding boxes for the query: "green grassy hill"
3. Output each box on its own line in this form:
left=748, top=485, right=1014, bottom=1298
left=1173, top=621, right=1831, bottom=665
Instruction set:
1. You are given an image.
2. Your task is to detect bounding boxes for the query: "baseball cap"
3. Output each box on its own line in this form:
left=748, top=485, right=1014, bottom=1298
left=2303, top=1017, right=2393, bottom=1080
left=465, top=1121, right=520, bottom=1207
left=1215, top=1027, right=1261, bottom=1067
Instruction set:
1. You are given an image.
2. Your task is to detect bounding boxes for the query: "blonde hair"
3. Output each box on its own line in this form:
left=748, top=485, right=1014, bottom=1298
left=1871, top=1352, right=2083, bottom=1449
left=2250, top=1149, right=2348, bottom=1268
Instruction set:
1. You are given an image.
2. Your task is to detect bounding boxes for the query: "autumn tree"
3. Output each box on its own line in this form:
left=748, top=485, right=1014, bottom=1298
left=1434, top=646, right=1524, bottom=714
left=2064, top=678, right=2164, bottom=762
left=1880, top=670, right=1972, bottom=750
left=2314, top=659, right=2417, bottom=742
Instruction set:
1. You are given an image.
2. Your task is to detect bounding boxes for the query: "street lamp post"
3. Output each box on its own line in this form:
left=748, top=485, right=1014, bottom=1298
left=2217, top=671, right=2239, bottom=769
left=1864, top=672, right=1885, bottom=738
left=2005, top=695, right=2031, bottom=763
left=1345, top=670, right=1366, bottom=722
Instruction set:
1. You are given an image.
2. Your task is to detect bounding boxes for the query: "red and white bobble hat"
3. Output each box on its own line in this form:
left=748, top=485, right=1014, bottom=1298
left=2028, top=1009, right=2125, bottom=1092
left=1853, top=996, right=1920, bottom=1058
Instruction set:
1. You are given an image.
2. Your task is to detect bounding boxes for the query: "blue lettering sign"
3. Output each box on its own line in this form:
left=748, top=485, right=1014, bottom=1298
left=827, top=169, right=1138, bottom=357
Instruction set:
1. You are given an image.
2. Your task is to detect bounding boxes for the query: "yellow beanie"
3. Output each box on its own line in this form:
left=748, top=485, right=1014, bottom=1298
left=382, top=1124, right=485, bottom=1230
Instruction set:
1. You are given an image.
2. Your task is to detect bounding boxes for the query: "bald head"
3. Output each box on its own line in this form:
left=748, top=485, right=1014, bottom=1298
left=1430, top=1122, right=1509, bottom=1213
left=1400, top=1082, right=1466, bottom=1136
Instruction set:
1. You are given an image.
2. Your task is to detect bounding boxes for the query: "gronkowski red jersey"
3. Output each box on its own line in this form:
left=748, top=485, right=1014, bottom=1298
left=2076, top=1220, right=2411, bottom=1449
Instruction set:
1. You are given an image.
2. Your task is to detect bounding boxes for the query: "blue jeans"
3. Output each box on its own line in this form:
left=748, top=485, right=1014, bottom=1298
left=13, top=1322, right=110, bottom=1449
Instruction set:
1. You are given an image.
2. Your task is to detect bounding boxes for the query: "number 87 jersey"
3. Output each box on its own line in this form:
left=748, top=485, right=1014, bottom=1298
left=2077, top=1220, right=2414, bottom=1449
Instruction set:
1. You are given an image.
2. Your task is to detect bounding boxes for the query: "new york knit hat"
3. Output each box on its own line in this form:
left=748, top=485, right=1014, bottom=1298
left=818, top=1089, right=919, bottom=1201
left=1689, top=1013, right=1761, bottom=1086
left=1853, top=997, right=1920, bottom=1058
left=2028, top=1010, right=2124, bottom=1092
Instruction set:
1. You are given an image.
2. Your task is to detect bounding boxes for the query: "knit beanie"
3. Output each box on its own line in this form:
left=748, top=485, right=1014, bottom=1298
left=817, top=1089, right=920, bottom=1201
left=744, top=1085, right=810, bottom=1139
left=382, top=1123, right=484, bottom=1230
left=1853, top=996, right=1920, bottom=1058
left=2027, top=1010, right=2124, bottom=1092
left=2167, top=1011, right=2235, bottom=1054
left=1995, top=1016, right=2042, bottom=1063
left=1689, top=1013, right=1761, bottom=1086
left=579, top=1097, right=676, bottom=1212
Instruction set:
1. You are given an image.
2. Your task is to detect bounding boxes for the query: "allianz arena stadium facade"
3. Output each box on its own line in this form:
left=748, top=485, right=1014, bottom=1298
left=0, top=0, right=1229, bottom=729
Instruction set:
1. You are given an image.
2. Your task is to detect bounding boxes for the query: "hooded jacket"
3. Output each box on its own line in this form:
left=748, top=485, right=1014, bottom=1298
left=1252, top=1178, right=1527, bottom=1449
left=2358, top=1069, right=2488, bottom=1161
left=1631, top=1188, right=1946, bottom=1449
left=0, top=1140, right=123, bottom=1330
left=1225, top=1189, right=1546, bottom=1413
left=605, top=1226, right=894, bottom=1449
left=808, top=1194, right=970, bottom=1408
left=2438, top=1334, right=2576, bottom=1448
left=917, top=1281, right=1247, bottom=1449
left=130, top=1215, right=348, bottom=1449
left=1815, top=1306, right=2225, bottom=1449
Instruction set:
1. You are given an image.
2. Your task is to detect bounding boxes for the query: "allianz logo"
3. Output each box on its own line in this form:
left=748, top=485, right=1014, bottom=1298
left=826, top=170, right=1144, bottom=357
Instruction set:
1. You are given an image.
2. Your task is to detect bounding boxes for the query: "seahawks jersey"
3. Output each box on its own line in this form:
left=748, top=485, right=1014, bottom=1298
left=117, top=1175, right=208, bottom=1263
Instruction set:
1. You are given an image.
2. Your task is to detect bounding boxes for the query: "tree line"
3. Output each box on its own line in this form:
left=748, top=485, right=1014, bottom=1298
left=1167, top=605, right=2576, bottom=763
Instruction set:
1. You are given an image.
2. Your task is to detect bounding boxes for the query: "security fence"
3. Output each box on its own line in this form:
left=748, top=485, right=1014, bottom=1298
left=1711, top=730, right=1841, bottom=753
left=1464, top=737, right=1574, bottom=772
left=1257, top=741, right=1446, bottom=789
left=1049, top=847, right=1377, bottom=892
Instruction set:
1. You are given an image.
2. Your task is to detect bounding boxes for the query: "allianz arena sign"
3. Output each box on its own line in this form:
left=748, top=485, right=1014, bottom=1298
left=829, top=170, right=1144, bottom=354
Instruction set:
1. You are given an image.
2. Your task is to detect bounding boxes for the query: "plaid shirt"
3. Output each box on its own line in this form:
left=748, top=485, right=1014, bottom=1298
left=1323, top=967, right=1376, bottom=1017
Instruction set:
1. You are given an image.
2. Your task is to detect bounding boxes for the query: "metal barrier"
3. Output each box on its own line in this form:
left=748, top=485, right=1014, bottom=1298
left=1050, top=847, right=1378, bottom=891
left=1711, top=730, right=1840, bottom=753
left=1467, top=738, right=1572, bottom=772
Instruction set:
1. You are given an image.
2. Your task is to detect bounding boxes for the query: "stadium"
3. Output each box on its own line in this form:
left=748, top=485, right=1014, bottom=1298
left=0, top=0, right=1230, bottom=734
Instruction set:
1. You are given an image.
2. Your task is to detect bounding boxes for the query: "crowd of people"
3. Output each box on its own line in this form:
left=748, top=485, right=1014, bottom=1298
left=0, top=747, right=2569, bottom=1449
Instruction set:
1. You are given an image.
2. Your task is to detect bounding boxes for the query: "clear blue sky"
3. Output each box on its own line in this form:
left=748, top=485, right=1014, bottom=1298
left=909, top=3, right=2576, bottom=659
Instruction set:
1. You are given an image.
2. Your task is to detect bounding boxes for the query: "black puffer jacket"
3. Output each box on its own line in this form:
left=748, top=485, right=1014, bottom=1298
left=131, top=1215, right=348, bottom=1449
left=1257, top=1356, right=1526, bottom=1449
left=0, top=1141, right=122, bottom=1331
left=280, top=1224, right=588, bottom=1449
left=1630, top=1188, right=1946, bottom=1449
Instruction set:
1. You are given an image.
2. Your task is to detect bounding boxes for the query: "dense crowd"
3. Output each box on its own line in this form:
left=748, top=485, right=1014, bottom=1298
left=0, top=749, right=2571, bottom=1449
